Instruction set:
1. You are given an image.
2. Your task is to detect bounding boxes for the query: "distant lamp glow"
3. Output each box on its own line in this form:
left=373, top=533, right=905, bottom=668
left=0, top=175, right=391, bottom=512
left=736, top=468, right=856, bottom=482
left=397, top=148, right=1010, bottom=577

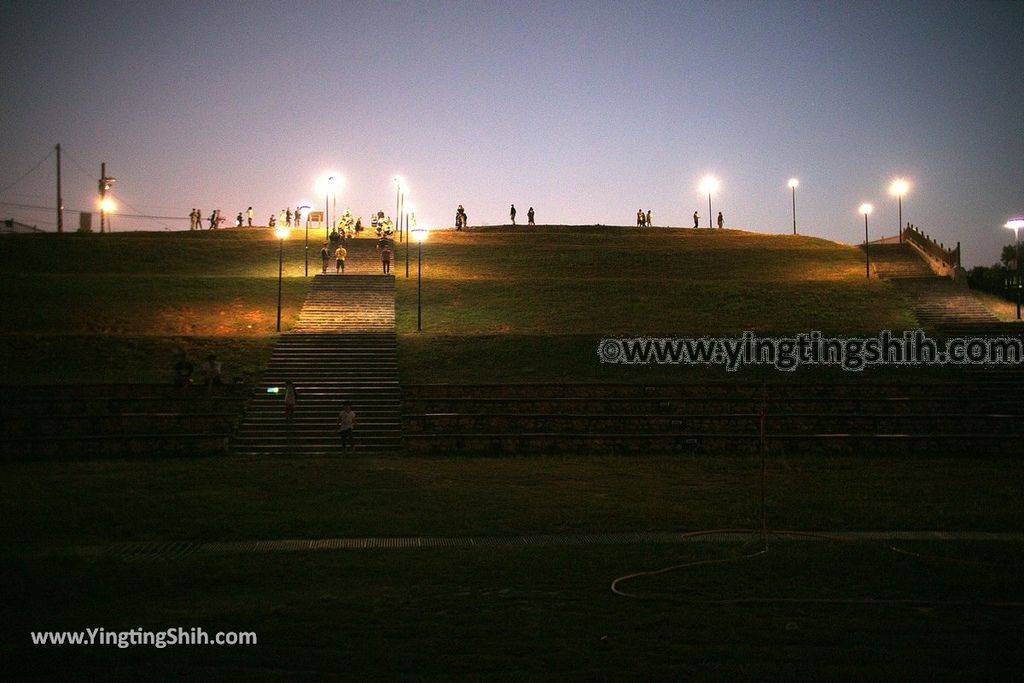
left=698, top=175, right=720, bottom=230
left=788, top=178, right=799, bottom=234
left=889, top=178, right=910, bottom=242
left=275, top=226, right=289, bottom=240
left=698, top=176, right=720, bottom=195
left=98, top=196, right=116, bottom=213
left=1006, top=217, right=1024, bottom=320
left=860, top=203, right=873, bottom=279
left=889, top=179, right=910, bottom=197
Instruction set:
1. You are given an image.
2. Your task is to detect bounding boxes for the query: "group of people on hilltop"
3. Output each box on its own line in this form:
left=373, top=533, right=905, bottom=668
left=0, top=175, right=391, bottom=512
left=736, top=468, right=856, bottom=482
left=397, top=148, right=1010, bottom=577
left=455, top=204, right=538, bottom=230
left=692, top=211, right=725, bottom=229
left=509, top=204, right=536, bottom=226
left=190, top=207, right=256, bottom=230
left=190, top=208, right=223, bottom=230
left=636, top=209, right=653, bottom=227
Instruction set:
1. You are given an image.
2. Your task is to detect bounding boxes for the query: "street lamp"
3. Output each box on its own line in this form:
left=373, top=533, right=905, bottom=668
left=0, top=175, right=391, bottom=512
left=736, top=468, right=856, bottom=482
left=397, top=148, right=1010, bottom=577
left=412, top=224, right=427, bottom=332
left=326, top=175, right=335, bottom=240
left=297, top=204, right=312, bottom=277
left=699, top=176, right=719, bottom=229
left=889, top=178, right=910, bottom=243
left=317, top=173, right=341, bottom=241
left=788, top=178, right=799, bottom=234
left=1005, top=217, right=1024, bottom=320
left=404, top=202, right=415, bottom=278
left=275, top=225, right=289, bottom=332
left=393, top=175, right=405, bottom=243
left=860, top=203, right=874, bottom=279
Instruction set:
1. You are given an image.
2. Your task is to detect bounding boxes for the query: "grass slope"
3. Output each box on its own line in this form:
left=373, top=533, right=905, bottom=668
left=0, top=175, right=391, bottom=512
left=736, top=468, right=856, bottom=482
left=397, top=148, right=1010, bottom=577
left=0, top=230, right=315, bottom=383
left=1, top=226, right=925, bottom=383
left=394, top=226, right=918, bottom=382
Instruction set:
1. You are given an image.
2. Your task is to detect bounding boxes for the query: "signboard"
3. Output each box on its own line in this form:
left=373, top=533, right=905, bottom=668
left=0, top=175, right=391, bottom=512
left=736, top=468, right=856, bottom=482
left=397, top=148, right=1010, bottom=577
left=307, top=211, right=324, bottom=222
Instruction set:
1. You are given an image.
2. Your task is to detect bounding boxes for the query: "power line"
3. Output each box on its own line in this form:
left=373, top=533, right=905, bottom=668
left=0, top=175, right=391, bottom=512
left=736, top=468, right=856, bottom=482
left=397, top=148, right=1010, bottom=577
left=0, top=149, right=54, bottom=196
left=0, top=200, right=186, bottom=220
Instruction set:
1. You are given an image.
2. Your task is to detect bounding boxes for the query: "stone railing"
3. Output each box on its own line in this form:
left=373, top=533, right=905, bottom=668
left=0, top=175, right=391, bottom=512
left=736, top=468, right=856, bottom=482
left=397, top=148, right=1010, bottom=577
left=902, top=223, right=961, bottom=278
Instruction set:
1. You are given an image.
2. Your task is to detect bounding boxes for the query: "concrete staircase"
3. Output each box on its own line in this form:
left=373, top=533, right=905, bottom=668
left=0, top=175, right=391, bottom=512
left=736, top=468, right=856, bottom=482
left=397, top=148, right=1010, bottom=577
left=893, top=277, right=1000, bottom=330
left=869, top=243, right=998, bottom=330
left=233, top=254, right=400, bottom=456
left=868, top=243, right=935, bottom=278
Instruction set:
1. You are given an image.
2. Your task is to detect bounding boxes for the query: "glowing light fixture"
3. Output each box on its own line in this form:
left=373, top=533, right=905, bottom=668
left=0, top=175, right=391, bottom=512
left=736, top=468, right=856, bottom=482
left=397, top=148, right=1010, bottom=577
left=698, top=176, right=720, bottom=229
left=889, top=178, right=910, bottom=243
left=788, top=178, right=799, bottom=234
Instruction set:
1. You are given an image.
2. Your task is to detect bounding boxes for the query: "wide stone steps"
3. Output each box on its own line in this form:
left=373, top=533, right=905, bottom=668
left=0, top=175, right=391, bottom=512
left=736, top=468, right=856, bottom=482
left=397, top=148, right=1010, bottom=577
left=867, top=243, right=935, bottom=278
left=866, top=244, right=999, bottom=330
left=233, top=276, right=400, bottom=456
left=892, top=277, right=999, bottom=329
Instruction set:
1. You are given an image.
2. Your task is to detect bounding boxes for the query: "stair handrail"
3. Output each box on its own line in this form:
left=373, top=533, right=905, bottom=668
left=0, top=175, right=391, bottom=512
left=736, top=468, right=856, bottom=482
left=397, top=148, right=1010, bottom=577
left=901, top=223, right=961, bottom=272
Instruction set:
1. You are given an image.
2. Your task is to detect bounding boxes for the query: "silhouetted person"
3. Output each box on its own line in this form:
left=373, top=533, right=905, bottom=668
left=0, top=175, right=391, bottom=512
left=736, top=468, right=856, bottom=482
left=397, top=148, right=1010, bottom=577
left=693, top=211, right=699, bottom=229
left=202, top=354, right=222, bottom=394
left=235, top=212, right=243, bottom=228
left=285, top=208, right=292, bottom=227
left=510, top=204, right=516, bottom=225
left=717, top=211, right=724, bottom=229
left=173, top=351, right=193, bottom=392
left=646, top=210, right=652, bottom=227
left=269, top=214, right=277, bottom=228
left=337, top=401, right=356, bottom=451
left=528, top=207, right=535, bottom=225
left=284, top=380, right=297, bottom=422
left=246, top=206, right=253, bottom=227
left=209, top=210, right=217, bottom=229
left=320, top=242, right=330, bottom=274
left=378, top=238, right=392, bottom=274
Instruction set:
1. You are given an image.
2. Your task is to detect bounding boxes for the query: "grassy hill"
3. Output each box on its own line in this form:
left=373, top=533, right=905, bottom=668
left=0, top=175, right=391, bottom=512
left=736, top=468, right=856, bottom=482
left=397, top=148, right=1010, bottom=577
left=393, top=226, right=918, bottom=382
left=0, top=226, right=923, bottom=383
left=0, top=230, right=314, bottom=383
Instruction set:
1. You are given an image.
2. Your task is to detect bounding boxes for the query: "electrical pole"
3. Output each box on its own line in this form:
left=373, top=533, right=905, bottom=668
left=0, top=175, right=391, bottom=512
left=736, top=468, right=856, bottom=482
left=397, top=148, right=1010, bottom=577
left=99, top=162, right=106, bottom=233
left=56, top=144, right=63, bottom=233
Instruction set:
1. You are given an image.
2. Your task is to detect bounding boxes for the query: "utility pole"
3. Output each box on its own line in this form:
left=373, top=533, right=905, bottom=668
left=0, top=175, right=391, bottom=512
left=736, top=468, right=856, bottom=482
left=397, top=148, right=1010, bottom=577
left=99, top=162, right=107, bottom=233
left=98, top=163, right=115, bottom=233
left=56, top=144, right=63, bottom=233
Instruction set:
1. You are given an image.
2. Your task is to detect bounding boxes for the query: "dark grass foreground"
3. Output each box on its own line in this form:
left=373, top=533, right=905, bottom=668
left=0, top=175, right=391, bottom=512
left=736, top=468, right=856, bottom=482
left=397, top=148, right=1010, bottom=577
left=4, top=543, right=1022, bottom=679
left=2, top=454, right=1023, bottom=679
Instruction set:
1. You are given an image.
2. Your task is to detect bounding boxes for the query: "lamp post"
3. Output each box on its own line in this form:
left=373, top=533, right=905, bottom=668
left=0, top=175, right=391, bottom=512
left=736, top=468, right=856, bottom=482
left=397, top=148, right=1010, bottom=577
left=325, top=175, right=335, bottom=241
left=1006, top=218, right=1024, bottom=320
left=405, top=203, right=414, bottom=278
left=788, top=178, right=799, bottom=235
left=412, top=224, right=427, bottom=332
left=860, top=203, right=873, bottom=279
left=889, top=178, right=910, bottom=243
left=393, top=176, right=404, bottom=243
left=275, top=226, right=289, bottom=332
left=298, top=204, right=311, bottom=277
left=699, top=176, right=719, bottom=229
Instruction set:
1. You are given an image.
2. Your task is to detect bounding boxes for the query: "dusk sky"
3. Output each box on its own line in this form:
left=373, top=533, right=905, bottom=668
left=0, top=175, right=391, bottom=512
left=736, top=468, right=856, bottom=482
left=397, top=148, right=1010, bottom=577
left=1, top=0, right=1021, bottom=265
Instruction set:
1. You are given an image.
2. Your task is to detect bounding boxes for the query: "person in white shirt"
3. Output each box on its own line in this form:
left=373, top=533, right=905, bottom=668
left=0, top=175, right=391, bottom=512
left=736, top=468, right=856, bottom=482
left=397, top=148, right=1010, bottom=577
left=337, top=401, right=357, bottom=451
